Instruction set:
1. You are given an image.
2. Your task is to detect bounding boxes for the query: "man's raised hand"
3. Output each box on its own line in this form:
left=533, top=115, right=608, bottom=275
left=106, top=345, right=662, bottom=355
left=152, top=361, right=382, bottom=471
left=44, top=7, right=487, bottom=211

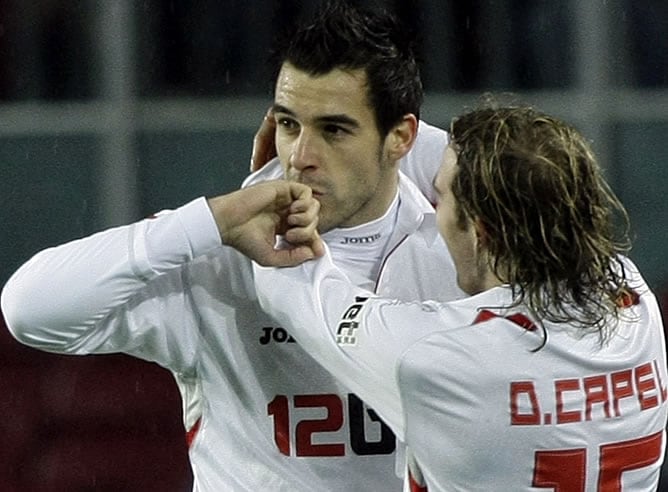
left=207, top=181, right=324, bottom=267
left=250, top=108, right=277, bottom=173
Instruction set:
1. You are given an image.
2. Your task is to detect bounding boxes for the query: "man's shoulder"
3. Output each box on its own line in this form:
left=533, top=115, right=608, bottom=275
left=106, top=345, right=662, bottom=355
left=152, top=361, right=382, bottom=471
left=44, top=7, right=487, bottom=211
left=416, top=120, right=449, bottom=144
left=399, top=120, right=448, bottom=205
left=397, top=172, right=436, bottom=211
left=379, top=229, right=465, bottom=302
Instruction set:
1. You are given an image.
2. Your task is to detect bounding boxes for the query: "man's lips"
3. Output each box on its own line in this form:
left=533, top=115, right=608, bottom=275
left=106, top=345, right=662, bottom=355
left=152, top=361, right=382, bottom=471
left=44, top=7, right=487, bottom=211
left=299, top=182, right=325, bottom=198
left=288, top=175, right=326, bottom=197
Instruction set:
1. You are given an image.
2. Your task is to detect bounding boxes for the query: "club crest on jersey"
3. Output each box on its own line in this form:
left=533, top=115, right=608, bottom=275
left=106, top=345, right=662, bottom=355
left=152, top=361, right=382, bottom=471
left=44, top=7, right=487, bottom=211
left=336, top=296, right=369, bottom=346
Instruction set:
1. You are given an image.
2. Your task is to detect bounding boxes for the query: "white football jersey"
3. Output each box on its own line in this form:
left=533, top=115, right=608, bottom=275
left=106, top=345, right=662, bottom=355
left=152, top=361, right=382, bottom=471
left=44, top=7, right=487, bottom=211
left=254, top=250, right=668, bottom=491
left=1, top=123, right=465, bottom=491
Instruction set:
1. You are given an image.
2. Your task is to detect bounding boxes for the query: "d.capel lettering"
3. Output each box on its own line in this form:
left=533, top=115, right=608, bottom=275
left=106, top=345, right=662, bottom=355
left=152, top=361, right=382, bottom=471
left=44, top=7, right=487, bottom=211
left=510, top=359, right=667, bottom=426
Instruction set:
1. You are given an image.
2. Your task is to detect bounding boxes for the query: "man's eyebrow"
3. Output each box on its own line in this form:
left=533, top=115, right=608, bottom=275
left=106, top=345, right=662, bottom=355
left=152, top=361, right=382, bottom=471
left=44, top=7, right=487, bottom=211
left=317, top=114, right=360, bottom=128
left=272, top=104, right=359, bottom=129
left=272, top=104, right=295, bottom=116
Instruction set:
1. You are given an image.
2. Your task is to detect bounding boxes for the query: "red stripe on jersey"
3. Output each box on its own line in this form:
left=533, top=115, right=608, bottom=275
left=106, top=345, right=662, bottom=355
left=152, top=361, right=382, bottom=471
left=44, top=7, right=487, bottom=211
left=185, top=417, right=202, bottom=448
left=473, top=309, right=497, bottom=324
left=408, top=470, right=428, bottom=492
left=473, top=309, right=537, bottom=331
left=506, top=313, right=537, bottom=331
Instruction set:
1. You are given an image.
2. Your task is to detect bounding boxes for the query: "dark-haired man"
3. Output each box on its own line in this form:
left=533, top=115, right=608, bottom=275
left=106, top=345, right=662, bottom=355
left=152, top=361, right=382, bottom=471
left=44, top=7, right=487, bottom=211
left=2, top=3, right=463, bottom=490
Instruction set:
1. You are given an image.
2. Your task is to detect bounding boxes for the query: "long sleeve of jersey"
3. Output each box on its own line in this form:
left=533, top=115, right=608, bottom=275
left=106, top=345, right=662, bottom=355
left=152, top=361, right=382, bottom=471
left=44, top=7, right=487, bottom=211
left=1, top=197, right=222, bottom=367
left=254, top=246, right=445, bottom=441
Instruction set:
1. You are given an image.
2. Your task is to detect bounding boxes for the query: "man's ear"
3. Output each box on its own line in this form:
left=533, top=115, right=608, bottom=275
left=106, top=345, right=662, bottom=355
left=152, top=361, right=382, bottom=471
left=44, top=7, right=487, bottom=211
left=385, top=114, right=418, bottom=162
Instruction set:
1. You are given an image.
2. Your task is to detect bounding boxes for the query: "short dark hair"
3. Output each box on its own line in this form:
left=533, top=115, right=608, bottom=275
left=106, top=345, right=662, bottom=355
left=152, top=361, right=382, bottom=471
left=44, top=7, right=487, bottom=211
left=272, top=1, right=423, bottom=137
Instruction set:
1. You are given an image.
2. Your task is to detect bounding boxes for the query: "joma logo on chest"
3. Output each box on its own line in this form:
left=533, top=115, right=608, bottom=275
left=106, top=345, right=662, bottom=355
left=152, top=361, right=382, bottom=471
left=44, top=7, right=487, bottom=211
left=341, top=233, right=381, bottom=244
left=259, top=326, right=297, bottom=345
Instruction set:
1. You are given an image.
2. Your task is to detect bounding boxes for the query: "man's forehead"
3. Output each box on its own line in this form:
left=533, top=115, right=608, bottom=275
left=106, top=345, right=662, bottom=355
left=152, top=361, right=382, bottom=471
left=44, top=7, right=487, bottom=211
left=274, top=64, right=373, bottom=123
left=276, top=64, right=368, bottom=99
left=277, top=61, right=368, bottom=84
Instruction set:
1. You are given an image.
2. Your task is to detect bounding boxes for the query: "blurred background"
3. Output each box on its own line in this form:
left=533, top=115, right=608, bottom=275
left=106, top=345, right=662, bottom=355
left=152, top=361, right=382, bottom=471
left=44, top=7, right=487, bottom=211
left=0, top=0, right=666, bottom=490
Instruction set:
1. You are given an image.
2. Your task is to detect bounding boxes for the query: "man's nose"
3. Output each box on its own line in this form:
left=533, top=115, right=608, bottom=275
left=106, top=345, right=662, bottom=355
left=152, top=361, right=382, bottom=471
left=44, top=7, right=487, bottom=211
left=289, top=130, right=320, bottom=171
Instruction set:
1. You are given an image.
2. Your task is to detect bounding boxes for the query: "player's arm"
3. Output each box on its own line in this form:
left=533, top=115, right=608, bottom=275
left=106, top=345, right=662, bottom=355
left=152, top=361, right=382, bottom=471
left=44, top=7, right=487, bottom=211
left=0, top=195, right=221, bottom=355
left=2, top=180, right=322, bottom=355
left=254, top=247, right=442, bottom=441
left=207, top=180, right=324, bottom=266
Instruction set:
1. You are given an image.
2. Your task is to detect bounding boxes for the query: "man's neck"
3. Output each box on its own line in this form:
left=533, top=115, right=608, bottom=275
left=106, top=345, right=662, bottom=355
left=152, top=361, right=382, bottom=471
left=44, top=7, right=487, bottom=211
left=322, top=193, right=400, bottom=290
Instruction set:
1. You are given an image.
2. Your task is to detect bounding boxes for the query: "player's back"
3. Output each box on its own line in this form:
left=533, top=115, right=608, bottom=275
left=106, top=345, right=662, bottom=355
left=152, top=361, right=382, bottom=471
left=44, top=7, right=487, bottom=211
left=397, top=275, right=668, bottom=491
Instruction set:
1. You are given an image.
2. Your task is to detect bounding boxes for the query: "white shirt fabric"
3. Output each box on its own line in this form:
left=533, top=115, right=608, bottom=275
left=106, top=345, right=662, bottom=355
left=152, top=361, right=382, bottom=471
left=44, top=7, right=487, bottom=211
left=254, top=249, right=668, bottom=491
left=1, top=122, right=464, bottom=491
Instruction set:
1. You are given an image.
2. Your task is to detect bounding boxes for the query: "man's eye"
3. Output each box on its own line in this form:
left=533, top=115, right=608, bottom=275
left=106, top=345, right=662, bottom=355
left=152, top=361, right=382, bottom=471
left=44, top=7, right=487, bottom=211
left=277, top=118, right=298, bottom=130
left=324, top=124, right=346, bottom=136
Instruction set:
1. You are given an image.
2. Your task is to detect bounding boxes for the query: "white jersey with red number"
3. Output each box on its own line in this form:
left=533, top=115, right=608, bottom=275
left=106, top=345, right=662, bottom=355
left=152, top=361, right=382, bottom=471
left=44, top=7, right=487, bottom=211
left=254, top=249, right=668, bottom=491
left=1, top=123, right=464, bottom=491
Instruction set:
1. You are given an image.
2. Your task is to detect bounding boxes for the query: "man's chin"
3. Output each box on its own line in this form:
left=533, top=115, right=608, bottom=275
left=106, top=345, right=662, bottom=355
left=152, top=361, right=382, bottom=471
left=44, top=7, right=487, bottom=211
left=316, top=213, right=337, bottom=234
left=316, top=222, right=334, bottom=235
